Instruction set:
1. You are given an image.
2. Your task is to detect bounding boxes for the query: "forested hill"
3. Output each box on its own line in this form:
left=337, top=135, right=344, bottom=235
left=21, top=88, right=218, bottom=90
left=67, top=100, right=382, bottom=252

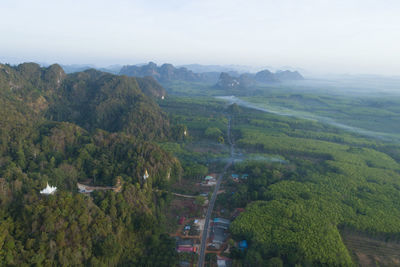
left=0, top=62, right=182, bottom=265
left=48, top=69, right=169, bottom=140
left=119, top=62, right=220, bottom=84
left=0, top=62, right=169, bottom=140
left=215, top=70, right=304, bottom=90
left=0, top=62, right=66, bottom=94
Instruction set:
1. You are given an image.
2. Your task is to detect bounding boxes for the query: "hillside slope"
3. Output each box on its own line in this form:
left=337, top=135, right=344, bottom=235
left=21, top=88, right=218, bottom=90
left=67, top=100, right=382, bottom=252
left=0, top=62, right=181, bottom=266
left=48, top=69, right=169, bottom=140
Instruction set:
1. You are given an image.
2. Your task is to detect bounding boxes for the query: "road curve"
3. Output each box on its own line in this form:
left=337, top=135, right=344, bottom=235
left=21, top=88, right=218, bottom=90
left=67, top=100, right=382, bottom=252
left=198, top=116, right=234, bottom=267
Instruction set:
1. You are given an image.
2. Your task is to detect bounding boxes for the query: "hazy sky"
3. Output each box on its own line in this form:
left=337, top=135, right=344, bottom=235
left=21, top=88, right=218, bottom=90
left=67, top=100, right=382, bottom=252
left=1, top=0, right=400, bottom=75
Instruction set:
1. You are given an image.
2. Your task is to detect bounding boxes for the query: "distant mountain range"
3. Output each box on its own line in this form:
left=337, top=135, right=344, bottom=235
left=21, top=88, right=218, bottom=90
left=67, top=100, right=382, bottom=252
left=213, top=69, right=304, bottom=90
left=17, top=61, right=304, bottom=88
left=119, top=62, right=304, bottom=87
left=60, top=64, right=122, bottom=74
left=119, top=62, right=220, bottom=84
left=19, top=62, right=305, bottom=88
left=178, top=64, right=264, bottom=74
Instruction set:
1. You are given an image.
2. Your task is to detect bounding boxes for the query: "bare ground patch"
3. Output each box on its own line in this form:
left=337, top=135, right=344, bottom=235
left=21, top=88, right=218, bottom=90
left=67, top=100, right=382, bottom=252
left=341, top=231, right=400, bottom=266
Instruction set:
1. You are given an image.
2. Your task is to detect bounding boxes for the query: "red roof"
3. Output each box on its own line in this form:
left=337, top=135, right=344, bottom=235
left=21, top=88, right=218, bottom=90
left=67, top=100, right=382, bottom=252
left=178, top=216, right=185, bottom=225
left=177, top=246, right=195, bottom=252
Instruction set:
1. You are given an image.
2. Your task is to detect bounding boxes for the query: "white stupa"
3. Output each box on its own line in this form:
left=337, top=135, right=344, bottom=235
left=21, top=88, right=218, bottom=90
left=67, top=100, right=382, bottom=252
left=161, top=95, right=165, bottom=100
left=40, top=183, right=57, bottom=195
left=143, top=169, right=149, bottom=180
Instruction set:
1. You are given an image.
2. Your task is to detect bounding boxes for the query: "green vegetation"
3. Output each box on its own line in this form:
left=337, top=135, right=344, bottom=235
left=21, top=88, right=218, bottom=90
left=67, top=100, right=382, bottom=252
left=48, top=69, right=170, bottom=140
left=219, top=106, right=400, bottom=266
left=1, top=186, right=177, bottom=266
left=162, top=80, right=217, bottom=96
left=159, top=96, right=230, bottom=181
left=3, top=61, right=400, bottom=266
left=205, top=127, right=225, bottom=143
left=242, top=91, right=400, bottom=138
left=155, top=72, right=400, bottom=266
left=0, top=63, right=180, bottom=265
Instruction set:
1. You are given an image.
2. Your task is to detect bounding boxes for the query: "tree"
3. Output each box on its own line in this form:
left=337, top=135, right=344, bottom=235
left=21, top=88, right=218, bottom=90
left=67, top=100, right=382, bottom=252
left=205, top=127, right=224, bottom=143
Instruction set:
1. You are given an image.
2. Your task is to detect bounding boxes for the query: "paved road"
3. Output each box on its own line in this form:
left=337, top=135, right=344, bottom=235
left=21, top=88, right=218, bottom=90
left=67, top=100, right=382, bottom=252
left=198, top=116, right=234, bottom=267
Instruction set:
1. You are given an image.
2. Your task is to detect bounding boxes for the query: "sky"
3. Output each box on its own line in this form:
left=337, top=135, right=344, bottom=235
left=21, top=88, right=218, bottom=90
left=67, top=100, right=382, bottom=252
left=1, top=0, right=400, bottom=75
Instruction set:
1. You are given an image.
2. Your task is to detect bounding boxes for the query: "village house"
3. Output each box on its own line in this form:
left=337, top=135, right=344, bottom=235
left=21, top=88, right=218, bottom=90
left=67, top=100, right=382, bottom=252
left=179, top=261, right=190, bottom=267
left=231, top=173, right=249, bottom=183
left=217, top=255, right=232, bottom=267
left=213, top=218, right=230, bottom=230
left=77, top=183, right=93, bottom=194
left=231, top=174, right=239, bottom=182
left=178, top=238, right=194, bottom=247
left=239, top=240, right=248, bottom=251
left=178, top=216, right=186, bottom=225
left=202, top=174, right=217, bottom=186
left=177, top=246, right=196, bottom=253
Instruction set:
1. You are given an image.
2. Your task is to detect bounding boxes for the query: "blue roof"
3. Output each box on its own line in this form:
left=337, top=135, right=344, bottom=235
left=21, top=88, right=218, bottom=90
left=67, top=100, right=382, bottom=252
left=214, top=218, right=230, bottom=224
left=239, top=240, right=248, bottom=248
left=231, top=174, right=239, bottom=178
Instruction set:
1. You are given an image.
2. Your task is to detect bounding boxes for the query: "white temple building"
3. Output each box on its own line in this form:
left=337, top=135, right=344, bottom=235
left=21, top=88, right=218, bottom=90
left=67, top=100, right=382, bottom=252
left=40, top=183, right=57, bottom=195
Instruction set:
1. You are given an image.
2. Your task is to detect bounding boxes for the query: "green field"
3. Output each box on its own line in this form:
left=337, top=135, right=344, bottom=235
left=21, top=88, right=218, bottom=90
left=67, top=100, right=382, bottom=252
left=159, top=79, right=400, bottom=266
left=215, top=104, right=400, bottom=266
left=156, top=89, right=400, bottom=265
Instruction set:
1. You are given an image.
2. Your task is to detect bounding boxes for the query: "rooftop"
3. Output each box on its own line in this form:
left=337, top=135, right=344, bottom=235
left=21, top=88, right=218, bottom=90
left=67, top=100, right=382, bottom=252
left=239, top=240, right=248, bottom=249
left=214, top=218, right=230, bottom=225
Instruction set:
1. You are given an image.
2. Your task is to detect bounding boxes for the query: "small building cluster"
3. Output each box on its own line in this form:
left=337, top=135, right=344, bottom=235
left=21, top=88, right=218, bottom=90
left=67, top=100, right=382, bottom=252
left=209, top=218, right=230, bottom=250
left=202, top=174, right=217, bottom=186
left=175, top=235, right=199, bottom=266
left=231, top=173, right=248, bottom=183
left=175, top=218, right=203, bottom=266
left=182, top=219, right=201, bottom=236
